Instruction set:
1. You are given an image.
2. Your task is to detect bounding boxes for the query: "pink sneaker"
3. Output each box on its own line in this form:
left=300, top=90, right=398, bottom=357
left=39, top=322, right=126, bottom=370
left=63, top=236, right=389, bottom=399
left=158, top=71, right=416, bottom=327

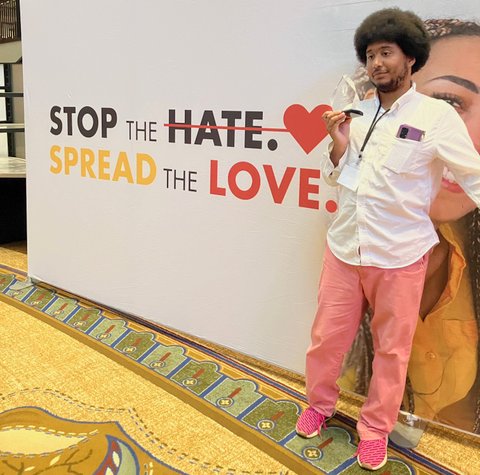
left=356, top=438, right=388, bottom=470
left=295, top=407, right=327, bottom=438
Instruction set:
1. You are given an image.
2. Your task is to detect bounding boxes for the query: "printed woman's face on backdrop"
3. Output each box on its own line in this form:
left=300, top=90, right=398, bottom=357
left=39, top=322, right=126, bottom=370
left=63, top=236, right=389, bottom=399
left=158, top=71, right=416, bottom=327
left=414, top=35, right=480, bottom=223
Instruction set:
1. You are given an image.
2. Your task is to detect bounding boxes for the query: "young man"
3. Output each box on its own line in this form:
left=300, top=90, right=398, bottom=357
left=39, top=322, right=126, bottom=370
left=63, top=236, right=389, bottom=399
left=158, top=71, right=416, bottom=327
left=296, top=8, right=480, bottom=471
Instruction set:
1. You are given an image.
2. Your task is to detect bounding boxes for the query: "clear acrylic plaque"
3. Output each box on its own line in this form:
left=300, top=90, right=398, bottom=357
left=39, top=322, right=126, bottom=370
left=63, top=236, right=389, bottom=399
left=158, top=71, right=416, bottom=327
left=330, top=74, right=360, bottom=112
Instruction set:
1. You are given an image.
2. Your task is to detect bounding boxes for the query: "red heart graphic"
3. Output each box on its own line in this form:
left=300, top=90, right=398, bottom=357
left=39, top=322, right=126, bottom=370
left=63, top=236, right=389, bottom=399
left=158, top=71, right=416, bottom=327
left=283, top=104, right=332, bottom=154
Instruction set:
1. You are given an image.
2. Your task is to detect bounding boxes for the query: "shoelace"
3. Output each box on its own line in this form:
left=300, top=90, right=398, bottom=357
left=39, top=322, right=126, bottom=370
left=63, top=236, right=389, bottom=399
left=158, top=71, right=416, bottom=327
left=319, top=417, right=327, bottom=431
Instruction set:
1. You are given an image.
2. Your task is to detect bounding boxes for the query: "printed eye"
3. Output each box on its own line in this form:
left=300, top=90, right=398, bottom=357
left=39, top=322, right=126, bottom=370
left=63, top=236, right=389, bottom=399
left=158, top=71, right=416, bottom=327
left=432, top=92, right=465, bottom=111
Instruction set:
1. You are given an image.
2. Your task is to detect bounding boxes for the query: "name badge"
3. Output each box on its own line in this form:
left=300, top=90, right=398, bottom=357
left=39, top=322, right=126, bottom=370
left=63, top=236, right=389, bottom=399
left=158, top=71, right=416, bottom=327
left=337, top=164, right=361, bottom=191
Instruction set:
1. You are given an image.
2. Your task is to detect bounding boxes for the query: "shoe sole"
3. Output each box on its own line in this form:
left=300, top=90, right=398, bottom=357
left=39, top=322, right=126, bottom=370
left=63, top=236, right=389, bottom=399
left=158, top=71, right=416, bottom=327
left=295, top=427, right=318, bottom=438
left=356, top=454, right=388, bottom=471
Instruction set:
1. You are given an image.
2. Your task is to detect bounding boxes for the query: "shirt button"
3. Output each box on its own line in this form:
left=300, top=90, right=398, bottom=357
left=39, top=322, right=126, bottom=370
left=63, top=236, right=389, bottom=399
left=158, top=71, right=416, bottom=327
left=425, top=351, right=436, bottom=360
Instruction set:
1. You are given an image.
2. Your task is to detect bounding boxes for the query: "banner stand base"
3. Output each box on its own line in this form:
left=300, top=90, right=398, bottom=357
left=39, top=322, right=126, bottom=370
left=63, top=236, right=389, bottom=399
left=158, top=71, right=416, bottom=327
left=389, top=413, right=427, bottom=449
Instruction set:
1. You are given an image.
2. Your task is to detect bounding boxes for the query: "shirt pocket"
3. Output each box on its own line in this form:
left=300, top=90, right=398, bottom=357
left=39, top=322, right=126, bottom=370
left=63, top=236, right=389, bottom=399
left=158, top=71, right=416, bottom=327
left=383, top=137, right=422, bottom=174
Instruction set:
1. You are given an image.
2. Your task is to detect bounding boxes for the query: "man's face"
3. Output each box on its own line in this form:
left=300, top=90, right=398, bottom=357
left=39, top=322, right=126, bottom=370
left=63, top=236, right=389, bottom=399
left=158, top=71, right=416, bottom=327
left=366, top=41, right=415, bottom=93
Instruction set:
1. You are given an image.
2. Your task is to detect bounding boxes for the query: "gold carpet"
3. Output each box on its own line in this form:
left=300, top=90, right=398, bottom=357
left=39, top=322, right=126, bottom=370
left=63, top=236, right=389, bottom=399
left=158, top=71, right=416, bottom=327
left=0, top=244, right=293, bottom=473
left=0, top=299, right=291, bottom=474
left=0, top=241, right=27, bottom=271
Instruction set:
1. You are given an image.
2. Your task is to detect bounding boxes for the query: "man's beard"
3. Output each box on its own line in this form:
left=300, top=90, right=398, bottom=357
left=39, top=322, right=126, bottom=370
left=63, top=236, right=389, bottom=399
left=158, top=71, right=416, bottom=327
left=373, top=62, right=409, bottom=93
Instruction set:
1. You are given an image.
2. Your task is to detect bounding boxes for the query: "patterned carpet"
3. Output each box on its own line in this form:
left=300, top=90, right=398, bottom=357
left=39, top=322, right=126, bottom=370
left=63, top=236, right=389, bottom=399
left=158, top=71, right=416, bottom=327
left=1, top=250, right=478, bottom=474
left=0, top=287, right=288, bottom=474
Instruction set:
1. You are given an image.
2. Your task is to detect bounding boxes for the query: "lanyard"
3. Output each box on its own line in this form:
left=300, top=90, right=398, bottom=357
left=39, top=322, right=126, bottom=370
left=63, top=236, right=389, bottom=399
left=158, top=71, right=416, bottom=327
left=358, top=102, right=390, bottom=160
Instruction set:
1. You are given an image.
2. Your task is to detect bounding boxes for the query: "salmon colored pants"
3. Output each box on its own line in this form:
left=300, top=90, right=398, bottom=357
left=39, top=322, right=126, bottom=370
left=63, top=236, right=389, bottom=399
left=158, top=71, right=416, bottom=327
left=306, top=245, right=429, bottom=440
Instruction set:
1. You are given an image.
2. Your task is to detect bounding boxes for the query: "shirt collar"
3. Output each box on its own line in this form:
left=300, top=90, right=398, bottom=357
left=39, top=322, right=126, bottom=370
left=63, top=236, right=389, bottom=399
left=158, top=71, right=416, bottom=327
left=374, top=82, right=417, bottom=111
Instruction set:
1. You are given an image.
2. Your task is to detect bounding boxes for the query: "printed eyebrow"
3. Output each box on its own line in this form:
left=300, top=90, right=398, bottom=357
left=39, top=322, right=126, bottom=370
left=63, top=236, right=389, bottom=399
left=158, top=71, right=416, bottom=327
left=429, top=75, right=479, bottom=94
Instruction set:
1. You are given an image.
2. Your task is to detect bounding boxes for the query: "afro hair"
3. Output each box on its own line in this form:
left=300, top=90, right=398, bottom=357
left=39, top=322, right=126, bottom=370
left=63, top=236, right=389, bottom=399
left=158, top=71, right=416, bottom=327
left=354, top=8, right=430, bottom=74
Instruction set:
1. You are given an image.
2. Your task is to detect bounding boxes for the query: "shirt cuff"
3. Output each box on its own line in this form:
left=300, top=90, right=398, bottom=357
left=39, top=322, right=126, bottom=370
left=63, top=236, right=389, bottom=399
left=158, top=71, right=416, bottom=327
left=321, top=142, right=348, bottom=186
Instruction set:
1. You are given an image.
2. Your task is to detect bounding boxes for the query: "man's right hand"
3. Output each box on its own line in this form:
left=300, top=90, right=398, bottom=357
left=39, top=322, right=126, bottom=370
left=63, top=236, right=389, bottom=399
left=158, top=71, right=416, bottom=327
left=322, top=110, right=351, bottom=166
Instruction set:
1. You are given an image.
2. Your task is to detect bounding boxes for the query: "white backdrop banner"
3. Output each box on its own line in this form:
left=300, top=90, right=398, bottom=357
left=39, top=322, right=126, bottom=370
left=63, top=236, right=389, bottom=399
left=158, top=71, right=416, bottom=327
left=22, top=0, right=478, bottom=378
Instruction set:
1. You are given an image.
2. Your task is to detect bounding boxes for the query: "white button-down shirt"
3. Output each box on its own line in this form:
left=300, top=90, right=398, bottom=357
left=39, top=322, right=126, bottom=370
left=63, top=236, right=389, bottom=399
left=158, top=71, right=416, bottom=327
left=322, top=85, right=480, bottom=268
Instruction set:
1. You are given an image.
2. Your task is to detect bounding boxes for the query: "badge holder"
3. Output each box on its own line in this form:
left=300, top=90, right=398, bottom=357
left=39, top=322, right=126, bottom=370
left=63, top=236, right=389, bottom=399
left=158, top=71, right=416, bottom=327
left=337, top=163, right=361, bottom=191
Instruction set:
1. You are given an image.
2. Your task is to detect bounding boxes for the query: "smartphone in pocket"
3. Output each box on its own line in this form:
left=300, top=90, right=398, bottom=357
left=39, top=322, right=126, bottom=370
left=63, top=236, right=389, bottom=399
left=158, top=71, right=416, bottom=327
left=396, top=124, right=425, bottom=141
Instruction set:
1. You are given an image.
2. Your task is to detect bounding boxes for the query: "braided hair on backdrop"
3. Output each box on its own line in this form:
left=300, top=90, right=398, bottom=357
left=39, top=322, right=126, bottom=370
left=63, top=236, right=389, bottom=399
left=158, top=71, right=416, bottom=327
left=344, top=18, right=480, bottom=433
left=467, top=205, right=480, bottom=433
left=425, top=17, right=480, bottom=435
